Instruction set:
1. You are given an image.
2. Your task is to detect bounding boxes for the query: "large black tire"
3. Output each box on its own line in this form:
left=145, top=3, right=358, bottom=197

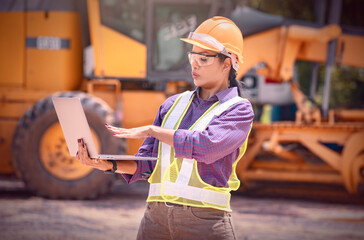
left=12, top=91, right=126, bottom=199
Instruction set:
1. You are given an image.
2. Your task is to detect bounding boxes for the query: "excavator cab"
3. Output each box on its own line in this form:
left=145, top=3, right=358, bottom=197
left=86, top=0, right=233, bottom=84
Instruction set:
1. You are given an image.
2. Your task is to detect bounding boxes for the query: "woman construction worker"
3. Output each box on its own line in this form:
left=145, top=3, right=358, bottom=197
left=76, top=16, right=254, bottom=240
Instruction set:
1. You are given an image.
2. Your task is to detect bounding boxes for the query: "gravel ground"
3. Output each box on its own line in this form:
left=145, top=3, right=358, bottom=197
left=0, top=178, right=364, bottom=240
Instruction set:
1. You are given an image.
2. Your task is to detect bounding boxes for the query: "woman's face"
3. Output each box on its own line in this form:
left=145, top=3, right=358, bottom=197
left=190, top=46, right=230, bottom=90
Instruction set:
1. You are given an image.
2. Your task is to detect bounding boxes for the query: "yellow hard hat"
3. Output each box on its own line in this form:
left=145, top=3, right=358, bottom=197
left=181, top=16, right=244, bottom=70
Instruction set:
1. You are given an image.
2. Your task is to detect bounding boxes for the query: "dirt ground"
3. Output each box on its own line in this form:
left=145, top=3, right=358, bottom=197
left=0, top=177, right=364, bottom=240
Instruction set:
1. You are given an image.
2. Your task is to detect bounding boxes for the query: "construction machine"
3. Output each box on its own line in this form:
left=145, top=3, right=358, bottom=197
left=0, top=0, right=234, bottom=199
left=232, top=0, right=364, bottom=194
left=0, top=0, right=363, bottom=199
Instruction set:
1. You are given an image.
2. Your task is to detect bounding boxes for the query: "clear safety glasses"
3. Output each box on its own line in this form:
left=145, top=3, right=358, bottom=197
left=188, top=51, right=219, bottom=67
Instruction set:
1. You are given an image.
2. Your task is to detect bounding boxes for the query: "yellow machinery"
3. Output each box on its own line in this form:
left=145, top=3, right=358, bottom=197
left=0, top=0, right=363, bottom=199
left=231, top=1, right=364, bottom=194
left=0, top=0, right=232, bottom=198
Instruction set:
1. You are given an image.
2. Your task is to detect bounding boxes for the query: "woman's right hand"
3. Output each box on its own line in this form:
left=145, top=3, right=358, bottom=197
left=75, top=138, right=112, bottom=171
left=75, top=138, right=137, bottom=174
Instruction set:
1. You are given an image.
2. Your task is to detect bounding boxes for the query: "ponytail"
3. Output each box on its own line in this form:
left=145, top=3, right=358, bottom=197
left=228, top=68, right=244, bottom=97
left=218, top=53, right=244, bottom=97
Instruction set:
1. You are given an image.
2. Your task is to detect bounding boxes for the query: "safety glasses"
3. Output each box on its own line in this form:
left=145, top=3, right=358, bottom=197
left=188, top=51, right=219, bottom=67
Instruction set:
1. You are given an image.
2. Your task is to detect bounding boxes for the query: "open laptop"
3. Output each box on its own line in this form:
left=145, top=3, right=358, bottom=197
left=52, top=97, right=158, bottom=161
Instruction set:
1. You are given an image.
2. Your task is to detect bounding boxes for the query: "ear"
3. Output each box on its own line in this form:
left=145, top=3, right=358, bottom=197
left=222, top=58, right=231, bottom=72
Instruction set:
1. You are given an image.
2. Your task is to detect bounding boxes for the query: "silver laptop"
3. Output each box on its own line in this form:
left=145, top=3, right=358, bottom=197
left=52, top=97, right=158, bottom=161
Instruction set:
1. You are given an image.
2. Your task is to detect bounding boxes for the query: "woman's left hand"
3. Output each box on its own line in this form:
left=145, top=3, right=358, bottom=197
left=105, top=124, right=151, bottom=139
left=106, top=124, right=175, bottom=146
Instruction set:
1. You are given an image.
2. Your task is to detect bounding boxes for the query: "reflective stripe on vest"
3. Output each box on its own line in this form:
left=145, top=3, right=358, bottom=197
left=147, top=90, right=249, bottom=210
left=160, top=91, right=194, bottom=181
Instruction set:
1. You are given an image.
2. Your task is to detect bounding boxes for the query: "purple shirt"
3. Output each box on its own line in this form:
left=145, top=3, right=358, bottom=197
left=122, top=87, right=254, bottom=188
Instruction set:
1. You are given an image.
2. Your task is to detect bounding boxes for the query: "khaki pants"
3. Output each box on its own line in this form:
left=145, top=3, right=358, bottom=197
left=136, top=202, right=237, bottom=240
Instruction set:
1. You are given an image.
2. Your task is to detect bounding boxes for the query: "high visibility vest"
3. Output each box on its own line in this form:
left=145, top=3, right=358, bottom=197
left=147, top=91, right=251, bottom=211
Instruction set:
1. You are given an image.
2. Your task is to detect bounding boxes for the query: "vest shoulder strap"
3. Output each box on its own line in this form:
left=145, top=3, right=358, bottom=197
left=191, top=96, right=246, bottom=132
left=162, top=91, right=193, bottom=129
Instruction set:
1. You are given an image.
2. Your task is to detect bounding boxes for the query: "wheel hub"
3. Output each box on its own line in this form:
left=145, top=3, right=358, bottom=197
left=39, top=123, right=100, bottom=180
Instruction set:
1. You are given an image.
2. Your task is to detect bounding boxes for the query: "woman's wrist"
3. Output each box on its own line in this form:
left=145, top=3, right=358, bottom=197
left=148, top=125, right=156, bottom=138
left=91, top=158, right=112, bottom=171
left=147, top=125, right=175, bottom=146
left=92, top=159, right=138, bottom=174
left=103, top=159, right=113, bottom=171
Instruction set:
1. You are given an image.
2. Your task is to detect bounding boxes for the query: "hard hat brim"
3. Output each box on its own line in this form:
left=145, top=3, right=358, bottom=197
left=181, top=38, right=244, bottom=65
left=180, top=38, right=221, bottom=53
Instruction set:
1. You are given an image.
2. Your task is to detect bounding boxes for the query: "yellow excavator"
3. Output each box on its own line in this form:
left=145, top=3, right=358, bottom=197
left=0, top=0, right=363, bottom=199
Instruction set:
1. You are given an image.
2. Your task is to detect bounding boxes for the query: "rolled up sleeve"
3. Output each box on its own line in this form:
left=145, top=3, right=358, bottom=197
left=173, top=100, right=254, bottom=164
left=122, top=136, right=156, bottom=183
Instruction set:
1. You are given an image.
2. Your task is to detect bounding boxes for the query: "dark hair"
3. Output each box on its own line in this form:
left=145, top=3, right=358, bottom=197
left=218, top=54, right=244, bottom=97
